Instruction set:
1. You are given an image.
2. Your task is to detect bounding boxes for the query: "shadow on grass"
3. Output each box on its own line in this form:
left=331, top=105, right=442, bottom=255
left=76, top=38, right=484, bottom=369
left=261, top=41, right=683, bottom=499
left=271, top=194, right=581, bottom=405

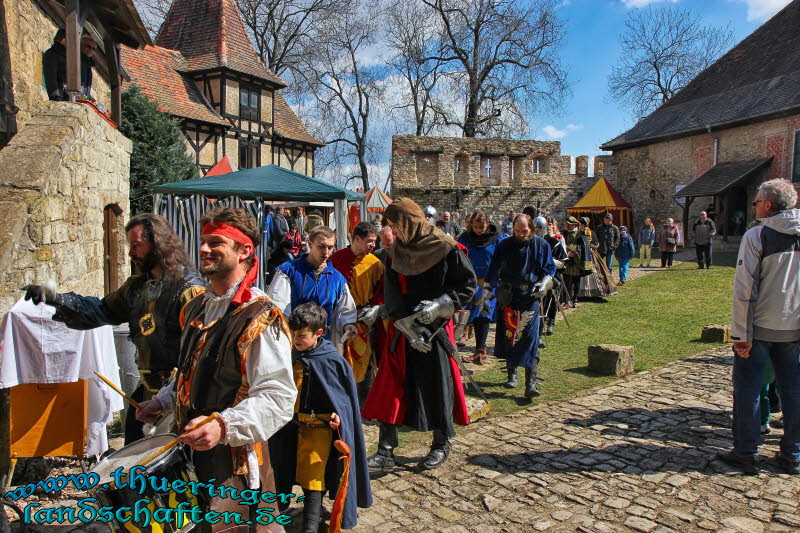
left=563, top=367, right=604, bottom=377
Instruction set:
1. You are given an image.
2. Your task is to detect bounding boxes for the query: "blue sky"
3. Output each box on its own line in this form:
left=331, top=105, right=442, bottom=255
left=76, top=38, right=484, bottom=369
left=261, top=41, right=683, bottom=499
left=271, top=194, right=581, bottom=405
left=534, top=0, right=792, bottom=173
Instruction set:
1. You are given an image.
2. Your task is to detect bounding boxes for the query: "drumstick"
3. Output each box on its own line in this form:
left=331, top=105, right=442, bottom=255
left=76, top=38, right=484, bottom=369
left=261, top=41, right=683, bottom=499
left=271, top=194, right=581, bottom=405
left=138, top=413, right=220, bottom=466
left=93, top=371, right=142, bottom=410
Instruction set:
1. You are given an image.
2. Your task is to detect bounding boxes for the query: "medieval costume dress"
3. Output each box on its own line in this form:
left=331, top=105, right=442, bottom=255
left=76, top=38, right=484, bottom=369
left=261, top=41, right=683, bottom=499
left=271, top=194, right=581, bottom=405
left=329, top=247, right=384, bottom=383
left=362, top=198, right=476, bottom=471
left=457, top=223, right=506, bottom=363
left=542, top=232, right=568, bottom=335
left=50, top=269, right=204, bottom=443
left=486, top=235, right=555, bottom=397
left=269, top=338, right=372, bottom=532
left=267, top=255, right=357, bottom=347
left=155, top=248, right=296, bottom=533
left=580, top=246, right=618, bottom=298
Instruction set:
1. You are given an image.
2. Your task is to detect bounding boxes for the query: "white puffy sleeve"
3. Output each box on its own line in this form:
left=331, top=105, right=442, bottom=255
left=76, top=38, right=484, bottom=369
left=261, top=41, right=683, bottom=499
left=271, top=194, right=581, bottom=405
left=266, top=270, right=292, bottom=317
left=218, top=326, right=297, bottom=446
left=331, top=286, right=357, bottom=346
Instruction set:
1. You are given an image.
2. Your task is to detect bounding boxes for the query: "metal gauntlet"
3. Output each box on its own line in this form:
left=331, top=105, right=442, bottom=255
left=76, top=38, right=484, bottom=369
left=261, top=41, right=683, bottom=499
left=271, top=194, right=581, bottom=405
left=357, top=304, right=385, bottom=328
left=531, top=275, right=554, bottom=299
left=413, top=294, right=456, bottom=325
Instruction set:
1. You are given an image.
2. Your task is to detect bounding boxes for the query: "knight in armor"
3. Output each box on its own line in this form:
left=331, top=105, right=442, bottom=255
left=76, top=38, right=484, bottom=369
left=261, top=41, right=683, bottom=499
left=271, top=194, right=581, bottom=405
left=362, top=198, right=476, bottom=471
left=533, top=216, right=568, bottom=338
left=137, top=208, right=296, bottom=532
left=23, top=213, right=204, bottom=444
left=486, top=214, right=555, bottom=398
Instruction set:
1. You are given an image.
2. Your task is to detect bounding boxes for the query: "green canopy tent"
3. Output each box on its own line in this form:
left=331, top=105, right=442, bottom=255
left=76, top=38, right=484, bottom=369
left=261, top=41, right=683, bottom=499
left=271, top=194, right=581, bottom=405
left=153, top=164, right=365, bottom=288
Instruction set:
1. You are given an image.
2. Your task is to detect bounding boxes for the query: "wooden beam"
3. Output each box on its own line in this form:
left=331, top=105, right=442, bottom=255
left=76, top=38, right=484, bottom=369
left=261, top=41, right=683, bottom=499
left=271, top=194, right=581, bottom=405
left=65, top=0, right=83, bottom=98
left=104, top=38, right=121, bottom=125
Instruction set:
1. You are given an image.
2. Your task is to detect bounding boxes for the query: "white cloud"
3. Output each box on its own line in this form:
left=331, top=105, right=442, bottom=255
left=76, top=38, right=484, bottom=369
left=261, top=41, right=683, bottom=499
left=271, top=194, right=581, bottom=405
left=735, top=0, right=791, bottom=21
left=542, top=123, right=583, bottom=139
left=620, top=0, right=678, bottom=7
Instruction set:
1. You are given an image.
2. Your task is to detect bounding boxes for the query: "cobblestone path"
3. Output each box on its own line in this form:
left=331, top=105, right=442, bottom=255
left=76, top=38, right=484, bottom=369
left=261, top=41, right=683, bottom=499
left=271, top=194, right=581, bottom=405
left=351, top=348, right=799, bottom=533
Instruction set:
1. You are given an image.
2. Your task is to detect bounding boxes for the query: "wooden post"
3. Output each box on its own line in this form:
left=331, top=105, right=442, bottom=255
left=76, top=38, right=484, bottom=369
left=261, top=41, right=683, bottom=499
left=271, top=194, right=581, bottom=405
left=64, top=0, right=82, bottom=100
left=104, top=38, right=122, bottom=125
left=680, top=196, right=694, bottom=246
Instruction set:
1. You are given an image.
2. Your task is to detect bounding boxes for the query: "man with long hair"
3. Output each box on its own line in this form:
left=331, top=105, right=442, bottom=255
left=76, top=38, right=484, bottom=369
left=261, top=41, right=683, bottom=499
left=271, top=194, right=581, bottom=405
left=23, top=213, right=204, bottom=443
left=137, top=207, right=296, bottom=531
left=362, top=198, right=476, bottom=471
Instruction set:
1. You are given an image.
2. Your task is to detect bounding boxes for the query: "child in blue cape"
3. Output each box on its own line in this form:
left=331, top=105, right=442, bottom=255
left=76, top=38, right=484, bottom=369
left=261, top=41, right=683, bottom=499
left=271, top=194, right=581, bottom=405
left=269, top=303, right=371, bottom=532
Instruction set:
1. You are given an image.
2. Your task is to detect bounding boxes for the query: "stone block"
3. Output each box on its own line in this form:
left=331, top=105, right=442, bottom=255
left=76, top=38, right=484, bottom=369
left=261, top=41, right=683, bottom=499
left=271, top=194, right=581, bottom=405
left=701, top=324, right=731, bottom=343
left=588, top=344, right=635, bottom=377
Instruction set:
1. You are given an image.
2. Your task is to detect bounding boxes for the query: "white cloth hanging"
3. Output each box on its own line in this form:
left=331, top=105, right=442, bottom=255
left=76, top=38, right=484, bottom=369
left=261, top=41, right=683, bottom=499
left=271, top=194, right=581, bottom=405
left=0, top=297, right=124, bottom=456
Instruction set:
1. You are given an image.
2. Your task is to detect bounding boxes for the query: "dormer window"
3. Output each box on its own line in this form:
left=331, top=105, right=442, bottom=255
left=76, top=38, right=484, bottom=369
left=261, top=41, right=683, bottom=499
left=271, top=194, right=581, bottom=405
left=239, top=85, right=260, bottom=121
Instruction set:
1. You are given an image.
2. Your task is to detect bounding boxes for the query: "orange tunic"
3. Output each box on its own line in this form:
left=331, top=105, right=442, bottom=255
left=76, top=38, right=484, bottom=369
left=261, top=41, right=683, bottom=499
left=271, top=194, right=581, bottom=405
left=329, top=248, right=384, bottom=382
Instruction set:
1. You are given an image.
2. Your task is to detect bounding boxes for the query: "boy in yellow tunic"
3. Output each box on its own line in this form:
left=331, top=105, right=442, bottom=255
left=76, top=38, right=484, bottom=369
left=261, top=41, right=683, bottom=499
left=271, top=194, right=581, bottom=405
left=270, top=303, right=372, bottom=533
left=329, top=222, right=384, bottom=383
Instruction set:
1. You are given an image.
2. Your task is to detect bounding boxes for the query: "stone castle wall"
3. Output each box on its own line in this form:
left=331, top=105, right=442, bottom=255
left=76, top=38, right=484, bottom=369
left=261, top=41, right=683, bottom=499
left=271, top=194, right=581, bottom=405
left=601, top=114, right=800, bottom=230
left=6, top=0, right=113, bottom=131
left=392, top=135, right=595, bottom=224
left=0, top=102, right=131, bottom=315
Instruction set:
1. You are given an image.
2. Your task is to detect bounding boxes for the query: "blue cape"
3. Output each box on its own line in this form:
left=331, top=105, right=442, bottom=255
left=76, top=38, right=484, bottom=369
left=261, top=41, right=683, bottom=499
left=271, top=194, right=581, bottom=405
left=268, top=339, right=372, bottom=529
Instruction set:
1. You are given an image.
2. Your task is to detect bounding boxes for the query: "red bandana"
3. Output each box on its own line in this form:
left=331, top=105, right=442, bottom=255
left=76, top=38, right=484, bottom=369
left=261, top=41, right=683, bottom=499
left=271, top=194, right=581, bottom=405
left=202, top=222, right=258, bottom=305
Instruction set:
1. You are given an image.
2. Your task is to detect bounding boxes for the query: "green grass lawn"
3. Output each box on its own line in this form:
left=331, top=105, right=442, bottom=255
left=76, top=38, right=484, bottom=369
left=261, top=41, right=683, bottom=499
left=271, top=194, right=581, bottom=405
left=468, top=251, right=738, bottom=417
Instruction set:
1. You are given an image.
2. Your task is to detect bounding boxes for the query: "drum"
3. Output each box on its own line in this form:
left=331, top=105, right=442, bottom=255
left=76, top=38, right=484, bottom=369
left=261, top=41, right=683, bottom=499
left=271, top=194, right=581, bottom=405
left=89, top=435, right=208, bottom=533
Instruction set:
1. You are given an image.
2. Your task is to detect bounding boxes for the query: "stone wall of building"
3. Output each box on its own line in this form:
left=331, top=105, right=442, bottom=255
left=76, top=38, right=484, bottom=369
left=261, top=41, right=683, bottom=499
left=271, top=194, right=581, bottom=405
left=391, top=135, right=595, bottom=224
left=0, top=102, right=131, bottom=315
left=6, top=0, right=112, bottom=131
left=603, top=114, right=800, bottom=231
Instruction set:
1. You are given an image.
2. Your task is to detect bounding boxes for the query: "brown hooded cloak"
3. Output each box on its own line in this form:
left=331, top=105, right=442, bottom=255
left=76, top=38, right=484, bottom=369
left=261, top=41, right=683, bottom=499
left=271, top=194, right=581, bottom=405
left=384, top=198, right=457, bottom=276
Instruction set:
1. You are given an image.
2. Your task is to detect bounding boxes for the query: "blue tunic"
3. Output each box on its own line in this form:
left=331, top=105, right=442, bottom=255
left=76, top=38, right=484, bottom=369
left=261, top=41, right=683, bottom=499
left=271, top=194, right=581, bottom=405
left=486, top=236, right=555, bottom=369
left=458, top=230, right=506, bottom=322
left=276, top=255, right=349, bottom=338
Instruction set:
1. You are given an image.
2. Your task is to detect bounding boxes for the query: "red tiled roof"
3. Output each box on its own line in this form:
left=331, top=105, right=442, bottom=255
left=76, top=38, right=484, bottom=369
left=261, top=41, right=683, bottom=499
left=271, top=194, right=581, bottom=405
left=273, top=92, right=324, bottom=146
left=155, top=0, right=286, bottom=87
left=121, top=45, right=229, bottom=126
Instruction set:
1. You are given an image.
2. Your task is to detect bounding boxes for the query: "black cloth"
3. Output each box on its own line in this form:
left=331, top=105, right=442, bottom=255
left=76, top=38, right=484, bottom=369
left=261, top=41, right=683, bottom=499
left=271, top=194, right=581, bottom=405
left=564, top=274, right=581, bottom=304
left=378, top=248, right=476, bottom=435
left=458, top=223, right=502, bottom=248
left=594, top=223, right=620, bottom=256
left=661, top=251, right=675, bottom=267
left=124, top=384, right=146, bottom=445
left=42, top=41, right=94, bottom=100
left=266, top=250, right=293, bottom=283
left=473, top=317, right=490, bottom=351
left=269, top=339, right=372, bottom=530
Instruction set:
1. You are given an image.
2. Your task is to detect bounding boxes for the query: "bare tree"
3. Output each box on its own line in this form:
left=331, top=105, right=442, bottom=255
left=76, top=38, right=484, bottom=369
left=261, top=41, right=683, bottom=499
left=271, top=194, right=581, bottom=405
left=297, top=0, right=385, bottom=191
left=236, top=0, right=337, bottom=79
left=608, top=7, right=734, bottom=119
left=133, top=0, right=172, bottom=37
left=385, top=0, right=444, bottom=136
left=421, top=0, right=568, bottom=138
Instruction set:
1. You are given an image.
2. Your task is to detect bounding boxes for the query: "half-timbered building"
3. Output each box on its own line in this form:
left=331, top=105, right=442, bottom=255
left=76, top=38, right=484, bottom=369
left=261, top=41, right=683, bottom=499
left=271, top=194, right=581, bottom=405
left=121, top=0, right=322, bottom=175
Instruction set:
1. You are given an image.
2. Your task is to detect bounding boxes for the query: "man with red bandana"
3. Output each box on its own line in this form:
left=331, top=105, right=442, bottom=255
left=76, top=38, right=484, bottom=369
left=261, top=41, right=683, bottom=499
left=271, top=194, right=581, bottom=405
left=137, top=207, right=296, bottom=533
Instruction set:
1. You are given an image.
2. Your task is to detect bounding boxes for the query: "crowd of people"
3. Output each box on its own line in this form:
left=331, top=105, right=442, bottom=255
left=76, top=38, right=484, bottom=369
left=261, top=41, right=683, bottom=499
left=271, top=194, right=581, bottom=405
left=19, top=183, right=799, bottom=532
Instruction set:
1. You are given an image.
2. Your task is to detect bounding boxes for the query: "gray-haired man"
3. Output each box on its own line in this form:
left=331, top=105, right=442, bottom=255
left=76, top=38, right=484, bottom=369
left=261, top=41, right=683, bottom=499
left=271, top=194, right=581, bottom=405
left=721, top=178, right=800, bottom=475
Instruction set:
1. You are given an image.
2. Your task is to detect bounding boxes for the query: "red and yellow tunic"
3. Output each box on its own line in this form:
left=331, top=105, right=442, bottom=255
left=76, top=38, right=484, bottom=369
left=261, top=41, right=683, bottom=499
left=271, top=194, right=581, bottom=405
left=329, top=247, right=384, bottom=382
